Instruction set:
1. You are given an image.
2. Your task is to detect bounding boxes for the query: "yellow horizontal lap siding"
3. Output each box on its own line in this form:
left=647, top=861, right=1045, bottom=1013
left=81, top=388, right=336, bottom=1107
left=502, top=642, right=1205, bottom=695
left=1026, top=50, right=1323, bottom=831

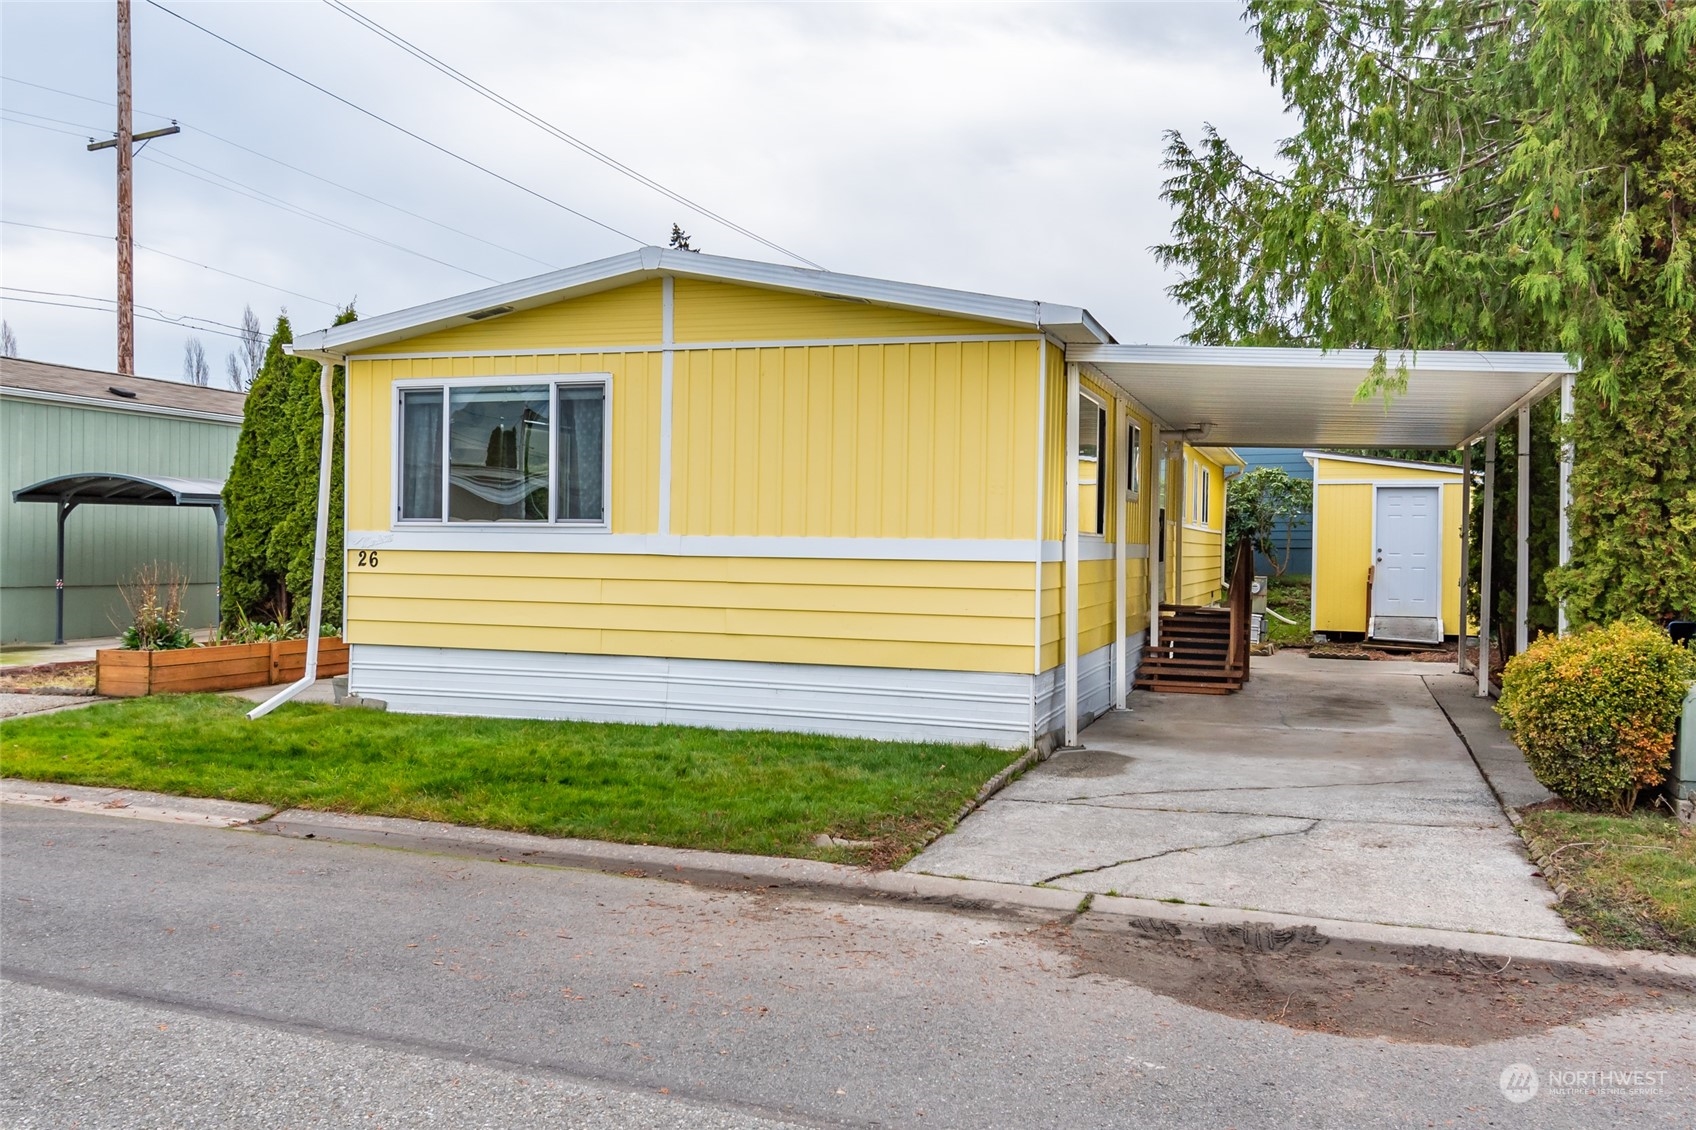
left=346, top=352, right=662, bottom=533
left=1313, top=457, right=1463, bottom=483
left=1124, top=555, right=1150, bottom=637
left=671, top=278, right=1022, bottom=342
left=1180, top=527, right=1224, bottom=605
left=345, top=552, right=1038, bottom=674
left=670, top=339, right=1038, bottom=538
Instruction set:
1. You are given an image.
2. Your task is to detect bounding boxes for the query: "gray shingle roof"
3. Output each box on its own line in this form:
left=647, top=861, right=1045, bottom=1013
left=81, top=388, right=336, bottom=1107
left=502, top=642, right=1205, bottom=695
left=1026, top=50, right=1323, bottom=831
left=0, top=356, right=247, bottom=421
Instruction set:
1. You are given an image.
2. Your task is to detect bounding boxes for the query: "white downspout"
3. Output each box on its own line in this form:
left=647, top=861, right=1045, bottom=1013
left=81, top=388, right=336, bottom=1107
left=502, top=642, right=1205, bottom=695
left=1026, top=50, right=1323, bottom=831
left=1063, top=361, right=1081, bottom=748
left=249, top=356, right=337, bottom=720
left=1112, top=396, right=1127, bottom=710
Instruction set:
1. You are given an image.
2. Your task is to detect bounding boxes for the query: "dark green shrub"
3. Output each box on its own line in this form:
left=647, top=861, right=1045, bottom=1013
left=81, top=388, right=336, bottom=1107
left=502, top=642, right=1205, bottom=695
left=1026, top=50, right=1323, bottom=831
left=1498, top=617, right=1696, bottom=812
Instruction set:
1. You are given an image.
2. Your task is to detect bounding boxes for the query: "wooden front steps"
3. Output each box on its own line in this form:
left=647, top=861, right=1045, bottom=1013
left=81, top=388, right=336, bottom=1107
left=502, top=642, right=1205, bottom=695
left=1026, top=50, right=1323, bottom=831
left=1135, top=543, right=1255, bottom=695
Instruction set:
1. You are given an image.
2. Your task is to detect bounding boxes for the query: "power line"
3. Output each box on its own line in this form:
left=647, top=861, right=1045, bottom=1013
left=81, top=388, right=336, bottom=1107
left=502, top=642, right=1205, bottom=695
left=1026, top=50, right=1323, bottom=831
left=1, top=219, right=339, bottom=308
left=1, top=286, right=250, bottom=333
left=2, top=75, right=557, bottom=270
left=143, top=0, right=645, bottom=246
left=0, top=294, right=249, bottom=342
left=1, top=115, right=101, bottom=140
left=3, top=107, right=112, bottom=134
left=322, top=0, right=823, bottom=269
left=138, top=149, right=504, bottom=282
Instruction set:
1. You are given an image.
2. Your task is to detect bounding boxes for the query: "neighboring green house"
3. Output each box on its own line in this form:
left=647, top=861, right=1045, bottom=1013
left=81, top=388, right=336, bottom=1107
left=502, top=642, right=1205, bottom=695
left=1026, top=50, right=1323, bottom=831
left=1, top=358, right=244, bottom=645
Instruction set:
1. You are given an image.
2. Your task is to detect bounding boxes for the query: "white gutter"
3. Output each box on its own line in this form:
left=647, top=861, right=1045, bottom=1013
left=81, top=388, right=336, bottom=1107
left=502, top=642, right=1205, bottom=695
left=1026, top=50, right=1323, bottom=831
left=248, top=352, right=339, bottom=720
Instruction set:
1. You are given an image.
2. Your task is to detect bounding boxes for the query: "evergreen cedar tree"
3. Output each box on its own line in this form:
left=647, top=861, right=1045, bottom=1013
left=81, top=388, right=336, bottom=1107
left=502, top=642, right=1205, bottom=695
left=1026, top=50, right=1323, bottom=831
left=1156, top=0, right=1695, bottom=632
left=220, top=307, right=356, bottom=632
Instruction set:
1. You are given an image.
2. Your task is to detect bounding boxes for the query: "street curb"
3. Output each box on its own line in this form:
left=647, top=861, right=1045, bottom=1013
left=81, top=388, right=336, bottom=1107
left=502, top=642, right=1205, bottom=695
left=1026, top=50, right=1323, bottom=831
left=0, top=778, right=274, bottom=828
left=255, top=806, right=1696, bottom=983
left=9, top=779, right=1694, bottom=983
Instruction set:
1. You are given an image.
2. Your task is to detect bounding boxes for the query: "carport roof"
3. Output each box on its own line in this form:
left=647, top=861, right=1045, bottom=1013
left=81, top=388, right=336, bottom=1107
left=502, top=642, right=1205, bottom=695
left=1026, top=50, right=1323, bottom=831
left=12, top=472, right=226, bottom=507
left=1067, top=344, right=1575, bottom=449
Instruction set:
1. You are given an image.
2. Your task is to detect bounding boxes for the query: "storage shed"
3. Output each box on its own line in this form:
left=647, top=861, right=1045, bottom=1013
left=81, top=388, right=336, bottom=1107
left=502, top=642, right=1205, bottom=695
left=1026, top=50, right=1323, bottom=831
left=1304, top=452, right=1466, bottom=643
left=1, top=358, right=244, bottom=644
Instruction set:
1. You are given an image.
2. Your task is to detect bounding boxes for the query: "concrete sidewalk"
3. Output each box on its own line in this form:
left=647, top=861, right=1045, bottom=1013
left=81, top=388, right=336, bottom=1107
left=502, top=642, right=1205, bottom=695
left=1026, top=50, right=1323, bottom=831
left=904, top=651, right=1577, bottom=943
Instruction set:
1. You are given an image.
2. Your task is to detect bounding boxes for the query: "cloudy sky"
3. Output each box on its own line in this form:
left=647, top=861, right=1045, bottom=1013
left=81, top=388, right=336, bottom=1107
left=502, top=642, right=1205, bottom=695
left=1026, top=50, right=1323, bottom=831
left=1, top=1, right=1289, bottom=384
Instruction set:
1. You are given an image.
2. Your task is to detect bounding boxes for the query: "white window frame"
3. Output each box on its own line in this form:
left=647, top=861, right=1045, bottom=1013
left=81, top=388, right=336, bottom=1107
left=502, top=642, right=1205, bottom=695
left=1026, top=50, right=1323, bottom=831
left=391, top=372, right=613, bottom=532
left=1077, top=389, right=1108, bottom=539
left=1198, top=465, right=1212, bottom=527
left=1126, top=421, right=1142, bottom=500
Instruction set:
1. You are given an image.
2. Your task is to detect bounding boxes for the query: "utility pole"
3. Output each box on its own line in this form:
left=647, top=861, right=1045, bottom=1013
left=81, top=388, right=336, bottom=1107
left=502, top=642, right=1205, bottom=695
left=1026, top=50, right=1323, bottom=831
left=86, top=0, right=177, bottom=375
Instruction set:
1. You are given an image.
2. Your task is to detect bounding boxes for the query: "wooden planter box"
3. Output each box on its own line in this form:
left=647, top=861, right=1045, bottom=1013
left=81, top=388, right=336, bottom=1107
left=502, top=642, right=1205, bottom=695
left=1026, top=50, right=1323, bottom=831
left=97, top=638, right=348, bottom=697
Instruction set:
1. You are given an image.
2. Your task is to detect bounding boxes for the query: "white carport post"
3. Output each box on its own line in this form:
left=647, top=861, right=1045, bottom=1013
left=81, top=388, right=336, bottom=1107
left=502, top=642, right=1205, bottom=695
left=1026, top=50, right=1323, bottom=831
left=1112, top=395, right=1128, bottom=709
left=1458, top=442, right=1473, bottom=674
left=1147, top=439, right=1163, bottom=650
left=1063, top=362, right=1081, bottom=748
left=1477, top=432, right=1496, bottom=696
left=1557, top=373, right=1575, bottom=635
left=1515, top=405, right=1531, bottom=653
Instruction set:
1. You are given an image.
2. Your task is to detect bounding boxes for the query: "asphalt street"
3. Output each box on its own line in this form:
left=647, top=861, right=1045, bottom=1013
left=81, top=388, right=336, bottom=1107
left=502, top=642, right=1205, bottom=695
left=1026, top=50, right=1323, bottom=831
left=3, top=804, right=1693, bottom=1128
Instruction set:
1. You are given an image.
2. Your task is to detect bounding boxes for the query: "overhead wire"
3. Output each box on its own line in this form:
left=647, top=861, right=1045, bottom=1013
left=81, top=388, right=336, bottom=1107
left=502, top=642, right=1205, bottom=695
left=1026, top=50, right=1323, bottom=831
left=1, top=286, right=251, bottom=333
left=2, top=75, right=557, bottom=271
left=0, top=294, right=250, bottom=342
left=136, top=148, right=505, bottom=282
left=142, top=0, right=646, bottom=245
left=322, top=0, right=823, bottom=269
left=1, top=219, right=340, bottom=308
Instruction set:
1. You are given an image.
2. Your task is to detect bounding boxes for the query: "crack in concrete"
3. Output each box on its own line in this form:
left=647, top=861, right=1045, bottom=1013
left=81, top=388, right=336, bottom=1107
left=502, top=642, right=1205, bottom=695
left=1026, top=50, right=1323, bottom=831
left=996, top=795, right=1494, bottom=829
left=1035, top=820, right=1322, bottom=885
left=1054, top=777, right=1440, bottom=802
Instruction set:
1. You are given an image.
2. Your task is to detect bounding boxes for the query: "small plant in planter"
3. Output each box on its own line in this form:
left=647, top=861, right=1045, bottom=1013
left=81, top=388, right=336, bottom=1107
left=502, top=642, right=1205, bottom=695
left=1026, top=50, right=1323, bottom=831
left=1498, top=617, right=1696, bottom=813
left=118, top=563, right=195, bottom=650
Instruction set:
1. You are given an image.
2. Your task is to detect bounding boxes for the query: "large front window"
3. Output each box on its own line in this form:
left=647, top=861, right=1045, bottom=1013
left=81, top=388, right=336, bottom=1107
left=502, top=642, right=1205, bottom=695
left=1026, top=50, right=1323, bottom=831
left=397, top=379, right=608, bottom=525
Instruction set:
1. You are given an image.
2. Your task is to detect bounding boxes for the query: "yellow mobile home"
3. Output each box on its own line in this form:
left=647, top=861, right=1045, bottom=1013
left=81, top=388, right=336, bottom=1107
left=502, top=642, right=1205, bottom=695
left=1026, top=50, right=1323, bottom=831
left=1305, top=452, right=1466, bottom=643
left=1166, top=444, right=1241, bottom=608
left=289, top=248, right=1177, bottom=748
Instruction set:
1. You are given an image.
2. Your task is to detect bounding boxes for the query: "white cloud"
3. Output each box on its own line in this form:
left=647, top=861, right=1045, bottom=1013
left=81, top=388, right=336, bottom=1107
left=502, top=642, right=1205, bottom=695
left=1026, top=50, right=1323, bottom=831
left=0, top=0, right=1290, bottom=377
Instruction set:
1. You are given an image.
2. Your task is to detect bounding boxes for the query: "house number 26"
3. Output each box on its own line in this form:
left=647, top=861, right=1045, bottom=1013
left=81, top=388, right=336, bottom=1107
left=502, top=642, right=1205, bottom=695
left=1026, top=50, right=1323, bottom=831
left=355, top=550, right=380, bottom=568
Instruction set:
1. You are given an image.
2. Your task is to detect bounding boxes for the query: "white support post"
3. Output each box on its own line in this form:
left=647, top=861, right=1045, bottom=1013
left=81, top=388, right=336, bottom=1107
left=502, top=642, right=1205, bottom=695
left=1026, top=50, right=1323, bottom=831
left=1515, top=405, right=1531, bottom=654
left=1478, top=432, right=1496, bottom=697
left=1112, top=397, right=1127, bottom=709
left=1458, top=441, right=1473, bottom=674
left=1147, top=439, right=1163, bottom=650
left=1558, top=373, right=1574, bottom=635
left=1171, top=447, right=1185, bottom=606
left=1063, top=362, right=1081, bottom=748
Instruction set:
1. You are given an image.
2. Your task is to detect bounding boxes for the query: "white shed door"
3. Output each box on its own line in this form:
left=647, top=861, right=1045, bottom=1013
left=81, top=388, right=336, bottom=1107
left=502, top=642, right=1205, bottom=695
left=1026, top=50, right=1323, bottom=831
left=1373, top=486, right=1441, bottom=641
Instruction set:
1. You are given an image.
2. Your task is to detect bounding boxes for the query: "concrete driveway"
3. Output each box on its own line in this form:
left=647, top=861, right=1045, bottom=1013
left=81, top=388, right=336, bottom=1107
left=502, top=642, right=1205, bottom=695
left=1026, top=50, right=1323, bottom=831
left=906, top=651, right=1577, bottom=943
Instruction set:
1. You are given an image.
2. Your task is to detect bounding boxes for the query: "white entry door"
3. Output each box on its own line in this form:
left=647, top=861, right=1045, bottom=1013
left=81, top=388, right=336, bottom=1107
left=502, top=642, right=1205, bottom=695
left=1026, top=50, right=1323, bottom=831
left=1373, top=486, right=1441, bottom=642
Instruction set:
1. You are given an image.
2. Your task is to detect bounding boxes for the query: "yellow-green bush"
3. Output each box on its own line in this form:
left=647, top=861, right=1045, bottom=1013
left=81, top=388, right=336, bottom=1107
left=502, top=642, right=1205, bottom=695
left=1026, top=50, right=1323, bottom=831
left=1499, top=618, right=1696, bottom=813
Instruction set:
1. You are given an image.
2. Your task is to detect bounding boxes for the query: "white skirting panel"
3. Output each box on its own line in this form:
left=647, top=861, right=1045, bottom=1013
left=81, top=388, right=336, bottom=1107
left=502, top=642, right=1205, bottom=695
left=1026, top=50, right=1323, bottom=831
left=1033, top=637, right=1143, bottom=744
left=349, top=644, right=1044, bottom=747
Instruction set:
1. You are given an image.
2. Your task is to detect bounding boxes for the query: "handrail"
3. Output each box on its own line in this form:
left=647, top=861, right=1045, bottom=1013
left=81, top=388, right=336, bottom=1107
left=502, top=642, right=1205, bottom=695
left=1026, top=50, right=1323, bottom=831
left=1226, top=538, right=1254, bottom=681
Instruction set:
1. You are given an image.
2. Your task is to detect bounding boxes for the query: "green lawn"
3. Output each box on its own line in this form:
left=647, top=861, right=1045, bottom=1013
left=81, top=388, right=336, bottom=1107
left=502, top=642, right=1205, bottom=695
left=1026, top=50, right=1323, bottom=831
left=1264, top=574, right=1312, bottom=644
left=0, top=696, right=1021, bottom=867
left=1519, top=809, right=1696, bottom=953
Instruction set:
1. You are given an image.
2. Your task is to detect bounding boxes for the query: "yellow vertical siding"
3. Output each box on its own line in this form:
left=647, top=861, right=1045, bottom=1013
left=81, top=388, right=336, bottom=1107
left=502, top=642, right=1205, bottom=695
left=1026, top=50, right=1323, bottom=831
left=377, top=281, right=663, bottom=354
left=672, top=278, right=1027, bottom=342
left=669, top=339, right=1038, bottom=538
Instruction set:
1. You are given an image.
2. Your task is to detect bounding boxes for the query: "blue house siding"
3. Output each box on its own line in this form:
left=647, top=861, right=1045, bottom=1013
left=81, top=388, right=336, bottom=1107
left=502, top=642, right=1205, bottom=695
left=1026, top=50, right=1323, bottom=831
left=1235, top=447, right=1313, bottom=576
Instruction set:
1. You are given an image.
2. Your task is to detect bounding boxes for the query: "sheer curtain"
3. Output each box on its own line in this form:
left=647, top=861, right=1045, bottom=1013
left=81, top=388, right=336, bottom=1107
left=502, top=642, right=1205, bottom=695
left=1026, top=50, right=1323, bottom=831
left=557, top=386, right=605, bottom=522
left=399, top=389, right=442, bottom=520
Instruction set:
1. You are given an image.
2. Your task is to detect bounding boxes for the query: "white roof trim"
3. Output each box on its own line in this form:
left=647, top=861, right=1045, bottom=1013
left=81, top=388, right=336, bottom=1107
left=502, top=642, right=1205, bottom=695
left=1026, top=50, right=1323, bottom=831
left=292, top=247, right=1113, bottom=357
left=1303, top=451, right=1465, bottom=474
left=1068, top=344, right=1574, bottom=373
